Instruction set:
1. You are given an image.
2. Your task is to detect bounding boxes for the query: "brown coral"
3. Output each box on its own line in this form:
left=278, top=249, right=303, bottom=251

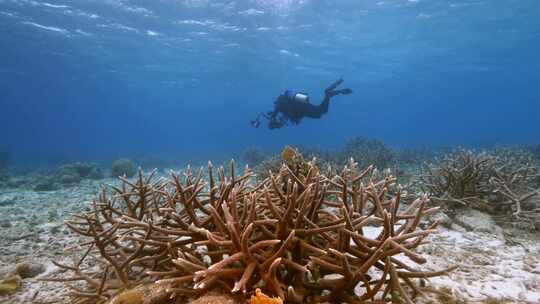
left=43, top=157, right=454, bottom=303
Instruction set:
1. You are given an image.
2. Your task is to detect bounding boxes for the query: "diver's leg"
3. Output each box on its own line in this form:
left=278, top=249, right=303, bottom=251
left=330, top=88, right=353, bottom=96
left=302, top=98, right=329, bottom=119
left=319, top=96, right=330, bottom=114
left=306, top=86, right=353, bottom=119
left=301, top=79, right=353, bottom=119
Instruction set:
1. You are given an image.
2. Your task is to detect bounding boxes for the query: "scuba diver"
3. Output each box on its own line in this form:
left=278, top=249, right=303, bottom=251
left=251, top=78, right=352, bottom=129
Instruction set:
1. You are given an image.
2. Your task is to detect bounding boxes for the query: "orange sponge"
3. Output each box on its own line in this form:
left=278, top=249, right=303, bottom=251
left=250, top=289, right=283, bottom=304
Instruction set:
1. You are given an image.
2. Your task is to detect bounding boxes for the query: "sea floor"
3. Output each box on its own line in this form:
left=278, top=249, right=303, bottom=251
left=0, top=175, right=539, bottom=304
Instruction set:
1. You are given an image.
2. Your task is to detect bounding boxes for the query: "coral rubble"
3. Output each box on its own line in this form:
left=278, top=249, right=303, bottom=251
left=44, top=157, right=454, bottom=303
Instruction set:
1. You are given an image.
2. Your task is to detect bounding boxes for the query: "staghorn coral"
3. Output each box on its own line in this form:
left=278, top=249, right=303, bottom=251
left=420, top=149, right=540, bottom=228
left=420, top=150, right=494, bottom=210
left=255, top=137, right=398, bottom=183
left=43, top=157, right=454, bottom=303
left=296, top=145, right=341, bottom=173
left=253, top=154, right=282, bottom=182
left=254, top=146, right=336, bottom=182
left=253, top=146, right=311, bottom=181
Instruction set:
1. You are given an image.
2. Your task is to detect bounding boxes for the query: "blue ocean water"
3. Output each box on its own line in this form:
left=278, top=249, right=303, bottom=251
left=1, top=0, right=539, bottom=166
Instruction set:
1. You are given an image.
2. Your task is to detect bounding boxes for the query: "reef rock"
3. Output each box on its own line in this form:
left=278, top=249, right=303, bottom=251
left=111, top=158, right=136, bottom=178
left=0, top=197, right=16, bottom=207
left=0, top=219, right=12, bottom=228
left=33, top=178, right=58, bottom=192
left=54, top=162, right=103, bottom=184
left=15, top=261, right=45, bottom=279
left=6, top=177, right=29, bottom=188
left=426, top=211, right=453, bottom=229
left=32, top=162, right=103, bottom=191
left=454, top=209, right=504, bottom=237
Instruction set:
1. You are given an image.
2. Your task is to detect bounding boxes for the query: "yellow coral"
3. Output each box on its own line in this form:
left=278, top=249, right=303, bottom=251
left=281, top=146, right=298, bottom=163
left=250, top=289, right=283, bottom=304
left=108, top=289, right=144, bottom=304
left=0, top=275, right=21, bottom=296
left=280, top=146, right=320, bottom=180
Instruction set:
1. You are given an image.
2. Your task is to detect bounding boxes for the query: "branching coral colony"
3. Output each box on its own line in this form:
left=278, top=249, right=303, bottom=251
left=45, top=149, right=455, bottom=304
left=421, top=149, right=540, bottom=228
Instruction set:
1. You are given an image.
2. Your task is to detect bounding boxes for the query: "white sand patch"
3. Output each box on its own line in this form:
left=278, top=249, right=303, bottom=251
left=419, top=228, right=540, bottom=302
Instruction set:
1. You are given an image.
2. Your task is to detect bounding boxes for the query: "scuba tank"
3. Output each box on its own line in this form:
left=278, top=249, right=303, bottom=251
left=284, top=90, right=310, bottom=103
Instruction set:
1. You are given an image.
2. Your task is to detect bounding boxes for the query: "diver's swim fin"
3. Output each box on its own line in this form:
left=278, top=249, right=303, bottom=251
left=325, top=78, right=344, bottom=93
left=326, top=88, right=352, bottom=98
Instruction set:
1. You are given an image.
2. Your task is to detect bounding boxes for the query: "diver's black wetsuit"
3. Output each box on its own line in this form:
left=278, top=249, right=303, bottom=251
left=251, top=78, right=352, bottom=129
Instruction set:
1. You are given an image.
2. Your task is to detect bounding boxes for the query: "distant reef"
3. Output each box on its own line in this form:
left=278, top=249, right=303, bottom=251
left=31, top=162, right=104, bottom=192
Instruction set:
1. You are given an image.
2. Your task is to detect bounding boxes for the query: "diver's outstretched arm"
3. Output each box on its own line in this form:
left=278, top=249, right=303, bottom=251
left=252, top=110, right=285, bottom=129
left=268, top=113, right=288, bottom=129
left=251, top=111, right=276, bottom=128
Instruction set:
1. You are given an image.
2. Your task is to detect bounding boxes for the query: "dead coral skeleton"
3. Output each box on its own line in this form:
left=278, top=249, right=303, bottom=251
left=420, top=149, right=540, bottom=228
left=43, top=158, right=455, bottom=303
